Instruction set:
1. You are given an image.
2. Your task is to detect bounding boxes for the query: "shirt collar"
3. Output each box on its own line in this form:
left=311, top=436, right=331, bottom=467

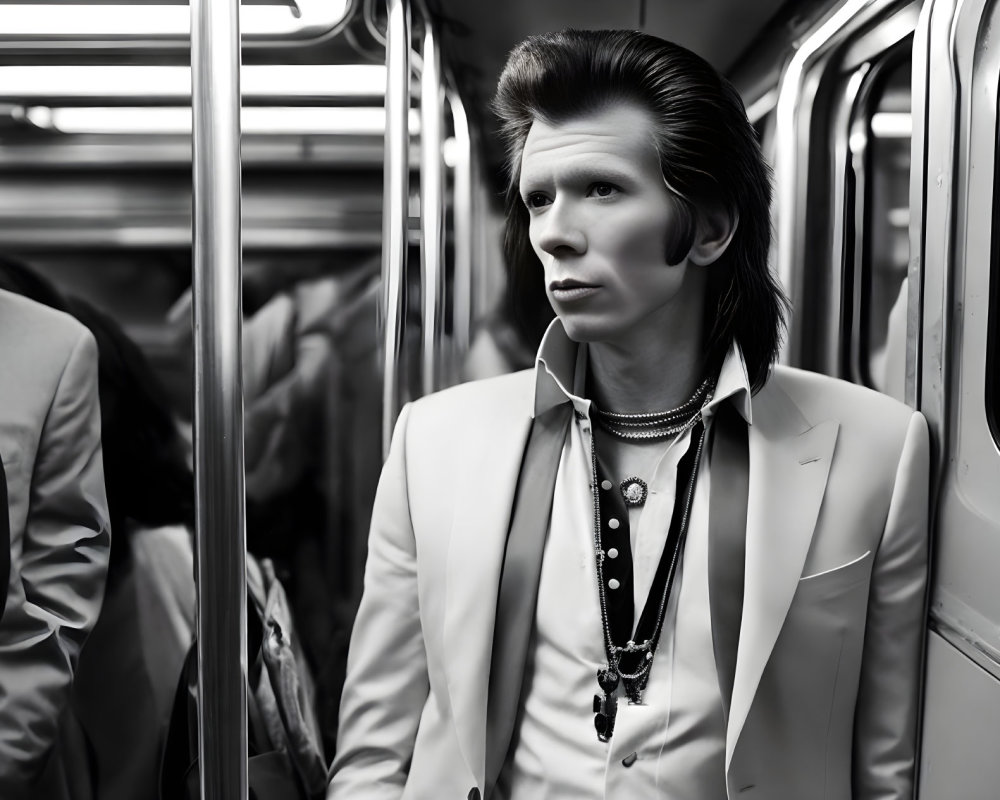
left=532, top=318, right=753, bottom=424
left=704, top=340, right=753, bottom=425
left=533, top=319, right=592, bottom=418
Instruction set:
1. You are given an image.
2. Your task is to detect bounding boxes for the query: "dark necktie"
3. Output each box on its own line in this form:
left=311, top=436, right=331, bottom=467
left=707, top=401, right=749, bottom=720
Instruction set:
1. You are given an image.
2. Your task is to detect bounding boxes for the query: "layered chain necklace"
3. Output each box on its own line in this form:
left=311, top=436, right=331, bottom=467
left=589, top=375, right=716, bottom=742
left=592, top=375, right=714, bottom=441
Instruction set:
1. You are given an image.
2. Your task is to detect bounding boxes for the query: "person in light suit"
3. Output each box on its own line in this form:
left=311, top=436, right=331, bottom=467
left=328, top=29, right=929, bottom=800
left=0, top=286, right=111, bottom=798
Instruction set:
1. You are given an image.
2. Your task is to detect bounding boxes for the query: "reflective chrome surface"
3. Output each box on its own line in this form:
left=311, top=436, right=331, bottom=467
left=190, top=0, right=248, bottom=796
left=448, top=87, right=472, bottom=365
left=419, top=16, right=445, bottom=396
left=380, top=0, right=411, bottom=457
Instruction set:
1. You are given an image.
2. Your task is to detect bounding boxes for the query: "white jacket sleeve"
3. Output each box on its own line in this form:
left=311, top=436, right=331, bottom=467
left=852, top=410, right=930, bottom=800
left=328, top=403, right=430, bottom=799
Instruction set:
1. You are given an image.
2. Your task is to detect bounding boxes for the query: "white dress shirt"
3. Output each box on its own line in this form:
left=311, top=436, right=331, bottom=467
left=497, top=320, right=751, bottom=799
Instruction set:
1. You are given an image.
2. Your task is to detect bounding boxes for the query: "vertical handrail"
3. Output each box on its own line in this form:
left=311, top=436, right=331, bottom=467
left=381, top=0, right=411, bottom=456
left=419, top=18, right=444, bottom=395
left=190, top=0, right=248, bottom=797
left=448, top=85, right=472, bottom=368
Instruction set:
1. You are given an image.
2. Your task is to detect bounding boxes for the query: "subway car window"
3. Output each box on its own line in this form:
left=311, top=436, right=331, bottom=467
left=860, top=57, right=911, bottom=401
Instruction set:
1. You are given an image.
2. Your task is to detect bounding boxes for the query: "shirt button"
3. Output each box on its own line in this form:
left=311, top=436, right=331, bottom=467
left=622, top=752, right=638, bottom=768
left=608, top=578, right=620, bottom=590
left=607, top=548, right=619, bottom=559
left=601, top=479, right=613, bottom=491
left=608, top=518, right=620, bottom=530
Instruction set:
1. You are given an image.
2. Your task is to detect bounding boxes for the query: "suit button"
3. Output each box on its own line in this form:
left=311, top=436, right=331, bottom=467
left=468, top=789, right=481, bottom=800
left=622, top=751, right=638, bottom=767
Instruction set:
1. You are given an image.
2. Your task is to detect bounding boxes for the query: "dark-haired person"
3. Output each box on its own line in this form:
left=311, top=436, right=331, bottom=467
left=0, top=285, right=110, bottom=799
left=60, top=298, right=197, bottom=800
left=328, top=29, right=929, bottom=800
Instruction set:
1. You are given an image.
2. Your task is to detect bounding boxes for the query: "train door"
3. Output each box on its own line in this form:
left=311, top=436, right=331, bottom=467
left=911, top=0, right=1000, bottom=793
left=764, top=0, right=920, bottom=385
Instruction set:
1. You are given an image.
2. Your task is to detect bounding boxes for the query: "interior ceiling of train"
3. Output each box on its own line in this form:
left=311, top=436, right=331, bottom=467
left=428, top=0, right=830, bottom=175
left=432, top=0, right=783, bottom=87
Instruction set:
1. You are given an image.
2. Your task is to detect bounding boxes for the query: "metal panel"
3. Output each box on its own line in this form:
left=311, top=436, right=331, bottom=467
left=919, top=632, right=1000, bottom=798
left=915, top=0, right=1000, bottom=644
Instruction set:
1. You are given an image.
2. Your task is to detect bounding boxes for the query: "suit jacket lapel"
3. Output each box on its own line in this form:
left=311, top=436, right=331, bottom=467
left=443, top=394, right=534, bottom=786
left=726, top=386, right=839, bottom=769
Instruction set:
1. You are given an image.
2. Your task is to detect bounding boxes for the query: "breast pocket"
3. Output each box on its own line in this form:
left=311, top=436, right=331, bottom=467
left=796, top=550, right=872, bottom=600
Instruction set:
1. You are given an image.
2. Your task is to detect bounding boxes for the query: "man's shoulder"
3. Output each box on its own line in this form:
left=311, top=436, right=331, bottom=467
left=410, top=369, right=535, bottom=419
left=765, top=365, right=921, bottom=440
left=398, top=370, right=535, bottom=453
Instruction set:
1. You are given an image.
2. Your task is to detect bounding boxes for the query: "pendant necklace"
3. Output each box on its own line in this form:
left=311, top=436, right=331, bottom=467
left=589, top=377, right=715, bottom=742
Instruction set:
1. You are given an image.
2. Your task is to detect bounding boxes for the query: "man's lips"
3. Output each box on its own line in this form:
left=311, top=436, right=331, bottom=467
left=549, top=278, right=597, bottom=290
left=549, top=279, right=600, bottom=301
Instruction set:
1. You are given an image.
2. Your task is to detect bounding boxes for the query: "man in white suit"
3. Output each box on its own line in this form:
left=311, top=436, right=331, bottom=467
left=0, top=287, right=111, bottom=798
left=329, top=30, right=929, bottom=800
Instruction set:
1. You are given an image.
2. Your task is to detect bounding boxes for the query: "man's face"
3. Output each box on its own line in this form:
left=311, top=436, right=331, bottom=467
left=519, top=102, right=701, bottom=348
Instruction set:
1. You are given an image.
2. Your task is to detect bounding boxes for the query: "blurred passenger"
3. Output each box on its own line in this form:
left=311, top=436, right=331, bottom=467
left=329, top=30, right=929, bottom=800
left=239, top=260, right=381, bottom=755
left=170, top=255, right=381, bottom=755
left=0, top=256, right=194, bottom=800
left=65, top=299, right=195, bottom=800
left=0, top=271, right=110, bottom=798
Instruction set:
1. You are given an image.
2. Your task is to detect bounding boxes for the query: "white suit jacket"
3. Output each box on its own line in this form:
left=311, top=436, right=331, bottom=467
left=0, top=289, right=111, bottom=795
left=329, top=364, right=929, bottom=800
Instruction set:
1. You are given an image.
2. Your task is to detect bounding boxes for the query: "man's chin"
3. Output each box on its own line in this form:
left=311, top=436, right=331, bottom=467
left=558, top=318, right=612, bottom=345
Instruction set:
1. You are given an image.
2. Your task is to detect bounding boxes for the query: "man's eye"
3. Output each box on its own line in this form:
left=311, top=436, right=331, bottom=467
left=524, top=193, right=550, bottom=209
left=589, top=183, right=619, bottom=198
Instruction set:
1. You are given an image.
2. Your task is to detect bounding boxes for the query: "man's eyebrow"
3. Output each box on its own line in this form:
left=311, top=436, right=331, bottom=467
left=519, top=163, right=638, bottom=188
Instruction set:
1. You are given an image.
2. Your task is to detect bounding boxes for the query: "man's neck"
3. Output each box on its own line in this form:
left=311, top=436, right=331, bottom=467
left=586, top=335, right=706, bottom=414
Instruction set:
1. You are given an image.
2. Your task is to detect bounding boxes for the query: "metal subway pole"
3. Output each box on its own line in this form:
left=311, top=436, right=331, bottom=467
left=191, top=0, right=248, bottom=797
left=447, top=85, right=472, bottom=371
left=381, top=0, right=411, bottom=458
left=419, top=16, right=445, bottom=396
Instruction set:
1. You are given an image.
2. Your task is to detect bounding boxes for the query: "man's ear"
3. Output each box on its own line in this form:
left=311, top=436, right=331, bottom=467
left=688, top=204, right=739, bottom=266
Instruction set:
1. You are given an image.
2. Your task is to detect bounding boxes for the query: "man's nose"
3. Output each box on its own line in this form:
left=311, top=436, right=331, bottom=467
left=535, top=200, right=587, bottom=256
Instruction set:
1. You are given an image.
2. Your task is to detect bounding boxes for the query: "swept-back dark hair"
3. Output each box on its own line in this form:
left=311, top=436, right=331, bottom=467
left=492, top=28, right=788, bottom=391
